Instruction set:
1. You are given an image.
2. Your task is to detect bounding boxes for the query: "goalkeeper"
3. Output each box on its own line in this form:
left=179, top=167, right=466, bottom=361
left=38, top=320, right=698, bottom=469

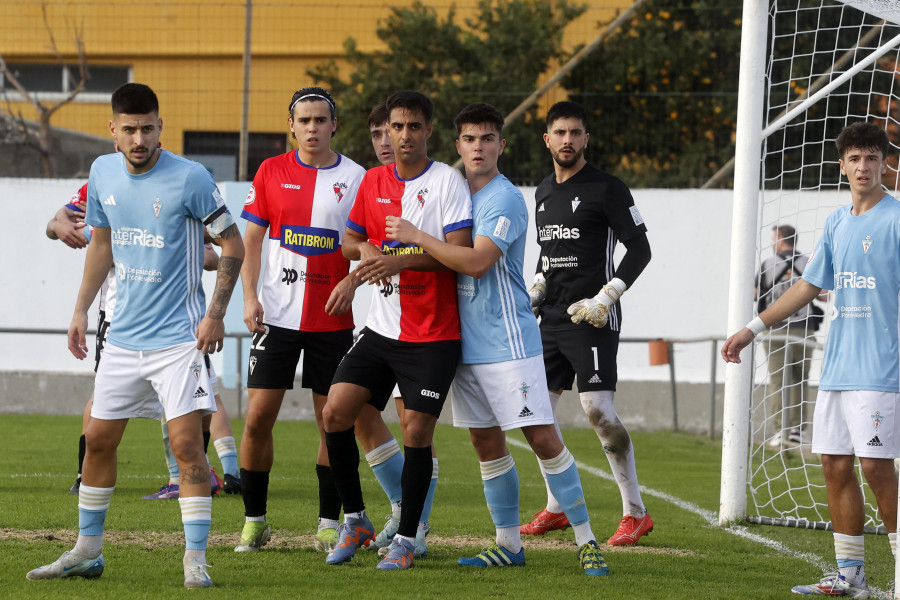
left=524, top=101, right=653, bottom=547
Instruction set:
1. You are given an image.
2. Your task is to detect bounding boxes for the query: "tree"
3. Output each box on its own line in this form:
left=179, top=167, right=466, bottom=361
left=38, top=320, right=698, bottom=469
left=0, top=5, right=88, bottom=177
left=562, top=0, right=742, bottom=188
left=309, top=0, right=586, bottom=184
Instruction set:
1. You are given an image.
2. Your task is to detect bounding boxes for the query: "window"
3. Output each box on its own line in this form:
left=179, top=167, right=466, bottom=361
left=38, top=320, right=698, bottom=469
left=184, top=131, right=288, bottom=181
left=0, top=63, right=130, bottom=95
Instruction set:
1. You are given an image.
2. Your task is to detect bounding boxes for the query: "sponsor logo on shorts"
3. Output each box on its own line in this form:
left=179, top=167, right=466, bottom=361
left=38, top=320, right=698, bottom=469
left=193, top=386, right=208, bottom=399
left=588, top=374, right=602, bottom=384
left=872, top=411, right=884, bottom=431
left=421, top=389, right=440, bottom=400
left=518, top=407, right=534, bottom=418
left=281, top=225, right=339, bottom=257
left=190, top=361, right=202, bottom=379
left=249, top=356, right=257, bottom=374
left=867, top=436, right=883, bottom=447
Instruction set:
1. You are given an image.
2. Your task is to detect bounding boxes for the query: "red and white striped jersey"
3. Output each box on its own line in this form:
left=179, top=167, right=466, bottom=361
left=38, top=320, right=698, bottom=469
left=347, top=161, right=472, bottom=342
left=241, top=151, right=365, bottom=332
left=67, top=183, right=115, bottom=319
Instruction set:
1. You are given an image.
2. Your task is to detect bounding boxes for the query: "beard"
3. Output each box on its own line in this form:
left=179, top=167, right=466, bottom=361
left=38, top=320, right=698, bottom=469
left=551, top=146, right=584, bottom=169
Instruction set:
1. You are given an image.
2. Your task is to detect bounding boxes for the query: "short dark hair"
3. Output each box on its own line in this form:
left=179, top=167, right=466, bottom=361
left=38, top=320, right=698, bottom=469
left=835, top=122, right=890, bottom=159
left=385, top=91, right=434, bottom=124
left=546, top=101, right=587, bottom=130
left=454, top=103, right=504, bottom=136
left=773, top=225, right=796, bottom=246
left=367, top=102, right=389, bottom=128
left=289, top=86, right=336, bottom=119
left=111, top=83, right=159, bottom=115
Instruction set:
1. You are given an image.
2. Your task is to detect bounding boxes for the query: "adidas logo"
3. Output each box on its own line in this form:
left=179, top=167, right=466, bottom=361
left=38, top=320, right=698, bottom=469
left=537, top=204, right=545, bottom=212
left=588, top=374, right=602, bottom=384
left=193, top=386, right=208, bottom=399
left=104, top=195, right=117, bottom=206
left=518, top=406, right=534, bottom=418
left=867, top=436, right=883, bottom=447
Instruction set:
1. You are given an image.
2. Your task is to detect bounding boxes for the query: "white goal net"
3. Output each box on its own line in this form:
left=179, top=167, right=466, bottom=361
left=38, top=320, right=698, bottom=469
left=748, top=0, right=900, bottom=532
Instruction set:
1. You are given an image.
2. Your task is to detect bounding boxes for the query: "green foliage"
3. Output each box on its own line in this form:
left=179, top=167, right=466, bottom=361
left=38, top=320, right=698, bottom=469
left=308, top=0, right=586, bottom=184
left=563, top=0, right=742, bottom=188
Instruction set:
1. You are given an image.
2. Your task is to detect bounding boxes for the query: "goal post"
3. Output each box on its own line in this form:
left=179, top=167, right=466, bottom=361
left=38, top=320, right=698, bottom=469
left=720, top=0, right=900, bottom=529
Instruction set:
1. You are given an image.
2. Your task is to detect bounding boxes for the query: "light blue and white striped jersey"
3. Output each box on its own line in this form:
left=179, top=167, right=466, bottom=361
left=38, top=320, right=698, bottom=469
left=802, top=194, right=900, bottom=392
left=458, top=174, right=542, bottom=364
left=86, top=150, right=228, bottom=351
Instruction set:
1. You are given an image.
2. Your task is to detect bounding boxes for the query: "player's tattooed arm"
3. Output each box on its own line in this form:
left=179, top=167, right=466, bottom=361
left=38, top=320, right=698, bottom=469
left=196, top=224, right=244, bottom=354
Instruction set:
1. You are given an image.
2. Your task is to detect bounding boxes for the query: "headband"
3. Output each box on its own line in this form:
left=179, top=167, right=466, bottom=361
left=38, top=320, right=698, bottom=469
left=290, top=93, right=335, bottom=115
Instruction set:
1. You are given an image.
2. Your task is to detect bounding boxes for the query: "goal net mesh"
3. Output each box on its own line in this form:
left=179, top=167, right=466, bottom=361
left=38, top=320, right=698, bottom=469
left=749, top=0, right=900, bottom=532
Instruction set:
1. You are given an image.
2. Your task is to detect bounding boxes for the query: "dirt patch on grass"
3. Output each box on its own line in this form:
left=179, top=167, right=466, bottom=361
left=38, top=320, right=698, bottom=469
left=0, top=527, right=695, bottom=556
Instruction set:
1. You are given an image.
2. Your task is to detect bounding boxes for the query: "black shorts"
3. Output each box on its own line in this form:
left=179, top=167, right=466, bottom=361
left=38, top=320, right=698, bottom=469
left=247, top=324, right=353, bottom=396
left=332, top=327, right=460, bottom=418
left=94, top=310, right=110, bottom=373
left=541, top=324, right=618, bottom=392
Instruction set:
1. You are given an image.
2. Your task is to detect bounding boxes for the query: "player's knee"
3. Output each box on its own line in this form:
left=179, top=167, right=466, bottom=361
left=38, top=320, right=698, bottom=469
left=84, top=430, right=117, bottom=455
left=322, top=402, right=352, bottom=433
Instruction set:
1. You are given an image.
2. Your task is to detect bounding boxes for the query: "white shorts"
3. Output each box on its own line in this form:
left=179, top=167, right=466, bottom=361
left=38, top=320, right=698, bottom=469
left=207, top=360, right=220, bottom=397
left=811, top=390, right=900, bottom=459
left=92, top=341, right=217, bottom=421
left=451, top=355, right=555, bottom=431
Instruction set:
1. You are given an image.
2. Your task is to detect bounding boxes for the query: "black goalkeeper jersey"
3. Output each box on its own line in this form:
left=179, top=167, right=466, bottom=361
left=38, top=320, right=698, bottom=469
left=534, top=163, right=647, bottom=331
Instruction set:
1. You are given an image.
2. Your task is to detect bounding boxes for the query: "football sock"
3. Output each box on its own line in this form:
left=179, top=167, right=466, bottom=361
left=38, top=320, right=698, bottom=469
left=889, top=532, right=897, bottom=559
left=162, top=421, right=180, bottom=482
left=318, top=517, right=339, bottom=532
left=420, top=458, right=439, bottom=523
left=543, top=448, right=595, bottom=546
left=213, top=436, right=239, bottom=478
left=398, top=446, right=432, bottom=538
left=365, top=438, right=404, bottom=504
left=240, top=468, right=269, bottom=518
left=580, top=390, right=646, bottom=516
left=76, top=484, right=113, bottom=557
left=77, top=434, right=86, bottom=478
left=324, top=427, right=365, bottom=514
left=315, top=463, right=342, bottom=521
left=480, top=454, right=521, bottom=553
left=835, top=533, right=866, bottom=585
left=540, top=392, right=563, bottom=513
left=180, top=496, right=212, bottom=551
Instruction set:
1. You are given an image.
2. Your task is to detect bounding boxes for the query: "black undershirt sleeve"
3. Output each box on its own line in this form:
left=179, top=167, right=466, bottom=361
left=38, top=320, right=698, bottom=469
left=614, top=232, right=651, bottom=288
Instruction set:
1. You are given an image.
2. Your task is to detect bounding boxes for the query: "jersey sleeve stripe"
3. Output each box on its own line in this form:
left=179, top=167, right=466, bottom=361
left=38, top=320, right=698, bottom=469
left=241, top=211, right=269, bottom=228
left=443, top=218, right=473, bottom=234
left=346, top=219, right=366, bottom=235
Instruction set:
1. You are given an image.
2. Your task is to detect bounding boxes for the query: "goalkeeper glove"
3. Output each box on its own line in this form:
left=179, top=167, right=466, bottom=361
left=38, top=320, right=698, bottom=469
left=528, top=273, right=546, bottom=317
left=567, top=278, right=627, bottom=328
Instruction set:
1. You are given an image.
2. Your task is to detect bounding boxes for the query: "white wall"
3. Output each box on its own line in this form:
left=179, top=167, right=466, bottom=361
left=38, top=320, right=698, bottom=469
left=0, top=179, right=740, bottom=385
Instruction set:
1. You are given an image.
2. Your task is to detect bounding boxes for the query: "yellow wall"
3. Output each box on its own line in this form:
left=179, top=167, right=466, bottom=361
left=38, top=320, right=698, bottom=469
left=1, top=0, right=634, bottom=155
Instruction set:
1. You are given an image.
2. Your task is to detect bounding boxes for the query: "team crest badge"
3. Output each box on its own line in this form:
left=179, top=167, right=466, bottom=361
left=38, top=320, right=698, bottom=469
left=416, top=188, right=429, bottom=208
left=249, top=356, right=257, bottom=375
left=572, top=197, right=581, bottom=212
left=872, top=411, right=884, bottom=431
left=153, top=198, right=162, bottom=217
left=519, top=382, right=530, bottom=401
left=333, top=182, right=347, bottom=203
left=862, top=235, right=872, bottom=254
left=190, top=361, right=202, bottom=380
